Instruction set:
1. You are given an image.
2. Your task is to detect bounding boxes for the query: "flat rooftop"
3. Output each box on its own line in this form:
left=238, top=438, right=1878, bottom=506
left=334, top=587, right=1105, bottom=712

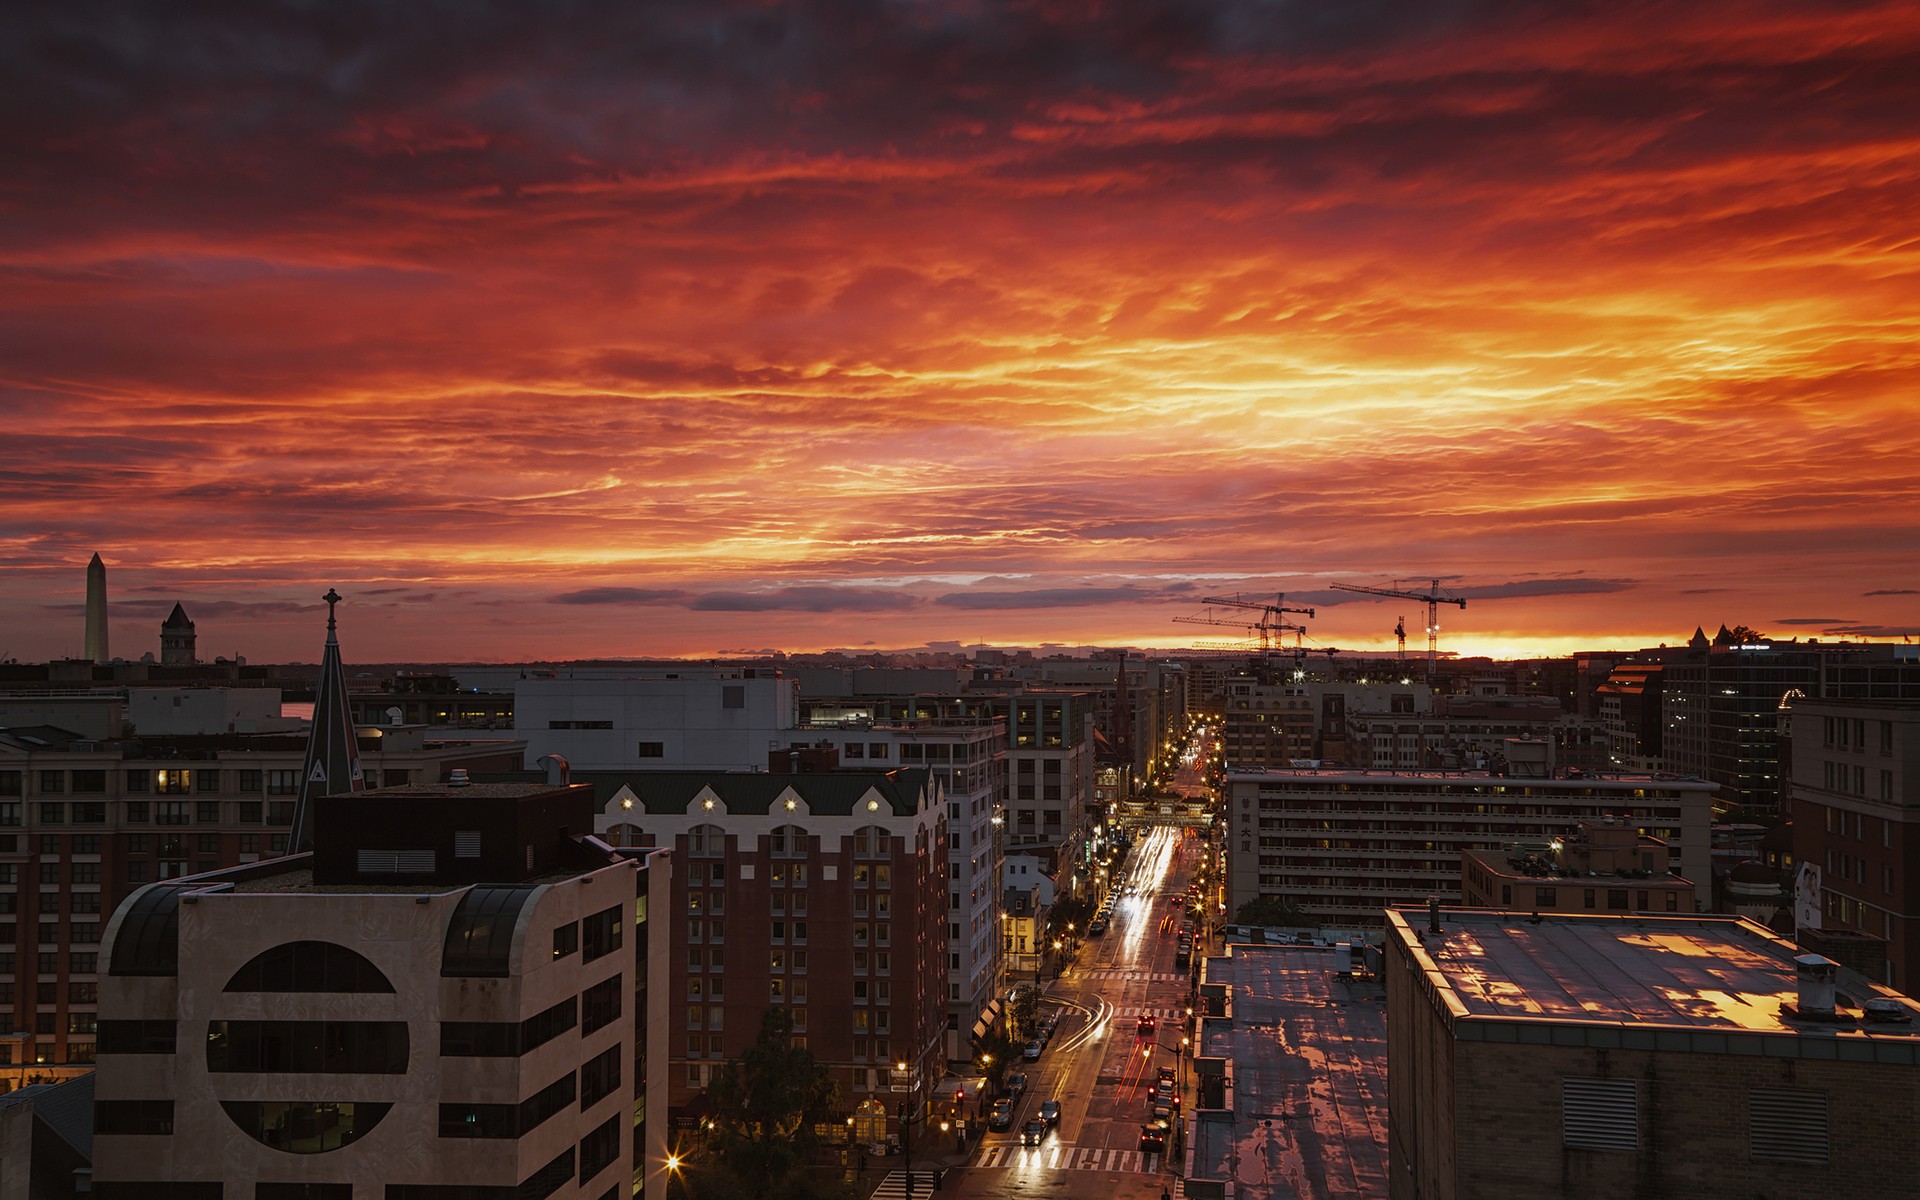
left=1188, top=944, right=1389, bottom=1199
left=1393, top=908, right=1920, bottom=1042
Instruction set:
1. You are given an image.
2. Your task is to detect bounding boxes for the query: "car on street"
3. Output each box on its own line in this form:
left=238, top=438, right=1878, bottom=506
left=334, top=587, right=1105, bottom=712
left=1138, top=1123, right=1168, bottom=1153
left=1023, top=1039, right=1043, bottom=1062
left=1006, top=1072, right=1028, bottom=1097
left=1150, top=1099, right=1174, bottom=1123
left=1038, top=1100, right=1061, bottom=1127
left=1088, top=918, right=1107, bottom=935
left=1021, top=1118, right=1048, bottom=1146
left=989, top=1098, right=1014, bottom=1130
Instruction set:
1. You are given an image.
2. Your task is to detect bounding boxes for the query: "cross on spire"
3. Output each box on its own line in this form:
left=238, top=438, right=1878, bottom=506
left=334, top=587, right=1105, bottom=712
left=323, top=588, right=342, bottom=633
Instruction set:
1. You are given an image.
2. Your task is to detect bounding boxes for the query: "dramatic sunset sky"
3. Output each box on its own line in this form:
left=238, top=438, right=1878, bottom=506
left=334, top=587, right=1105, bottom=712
left=4, top=1, right=1917, bottom=664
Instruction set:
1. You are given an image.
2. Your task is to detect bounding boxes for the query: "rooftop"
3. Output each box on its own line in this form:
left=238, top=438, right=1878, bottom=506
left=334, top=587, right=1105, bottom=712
left=1392, top=908, right=1920, bottom=1046
left=1189, top=943, right=1389, bottom=1199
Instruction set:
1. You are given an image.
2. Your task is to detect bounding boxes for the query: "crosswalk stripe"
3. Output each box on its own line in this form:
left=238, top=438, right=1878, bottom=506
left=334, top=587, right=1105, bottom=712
left=973, top=1144, right=1150, bottom=1172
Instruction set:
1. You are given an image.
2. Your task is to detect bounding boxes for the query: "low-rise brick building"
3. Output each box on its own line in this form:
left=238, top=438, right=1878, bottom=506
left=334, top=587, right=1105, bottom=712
left=1386, top=906, right=1920, bottom=1200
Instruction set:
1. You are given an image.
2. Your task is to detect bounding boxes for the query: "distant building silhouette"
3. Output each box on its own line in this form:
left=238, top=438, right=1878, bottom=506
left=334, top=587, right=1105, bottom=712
left=158, top=603, right=195, bottom=666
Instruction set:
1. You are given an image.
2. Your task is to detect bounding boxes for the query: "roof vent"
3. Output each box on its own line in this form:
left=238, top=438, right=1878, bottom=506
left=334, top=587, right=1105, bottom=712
left=1786, top=953, right=1852, bottom=1023
left=447, top=768, right=471, bottom=787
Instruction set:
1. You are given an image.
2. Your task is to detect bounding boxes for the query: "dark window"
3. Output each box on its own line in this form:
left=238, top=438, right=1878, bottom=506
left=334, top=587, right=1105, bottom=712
left=439, top=996, right=576, bottom=1059
left=722, top=686, right=745, bottom=710
left=197, top=801, right=222, bottom=823
left=520, top=1070, right=577, bottom=1135
left=226, top=941, right=395, bottom=993
left=40, top=771, right=65, bottom=794
left=72, top=802, right=106, bottom=824
left=1608, top=889, right=1630, bottom=910
left=95, top=1099, right=175, bottom=1135
left=525, top=1148, right=576, bottom=1200
left=238, top=801, right=263, bottom=824
left=582, top=905, right=622, bottom=963
left=157, top=802, right=190, bottom=826
left=94, top=1185, right=223, bottom=1200
left=580, top=1045, right=621, bottom=1109
left=197, top=771, right=222, bottom=794
left=1535, top=887, right=1557, bottom=907
left=0, top=772, right=20, bottom=797
left=552, top=923, right=578, bottom=960
left=220, top=1101, right=391, bottom=1154
left=257, top=1186, right=353, bottom=1200
left=124, top=769, right=151, bottom=794
left=125, top=801, right=149, bottom=823
left=636, top=742, right=664, bottom=758
left=438, top=1102, right=517, bottom=1139
left=581, top=976, right=622, bottom=1036
left=40, top=803, right=65, bottom=825
left=98, top=1019, right=177, bottom=1055
left=579, top=1115, right=621, bottom=1183
left=72, top=770, right=107, bottom=793
left=205, top=1020, right=409, bottom=1074
left=439, top=1021, right=520, bottom=1058
left=238, top=770, right=262, bottom=793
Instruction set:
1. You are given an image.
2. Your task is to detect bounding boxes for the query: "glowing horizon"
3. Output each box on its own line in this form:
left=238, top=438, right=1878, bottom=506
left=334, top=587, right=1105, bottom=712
left=3, top=2, right=1917, bottom=663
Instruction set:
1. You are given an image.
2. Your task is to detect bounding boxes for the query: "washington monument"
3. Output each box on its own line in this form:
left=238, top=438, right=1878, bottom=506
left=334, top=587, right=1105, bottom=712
left=84, top=552, right=108, bottom=664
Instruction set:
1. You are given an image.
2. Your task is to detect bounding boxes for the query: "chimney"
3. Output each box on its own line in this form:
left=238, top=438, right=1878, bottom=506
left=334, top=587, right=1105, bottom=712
left=1794, top=953, right=1838, bottom=1017
left=1428, top=896, right=1442, bottom=935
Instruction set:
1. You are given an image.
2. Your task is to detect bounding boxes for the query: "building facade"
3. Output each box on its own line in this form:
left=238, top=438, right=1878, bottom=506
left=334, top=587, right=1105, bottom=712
left=785, top=721, right=1007, bottom=1063
left=1223, top=763, right=1715, bottom=926
left=512, top=670, right=798, bottom=772
left=91, top=781, right=672, bottom=1200
left=1789, top=698, right=1920, bottom=989
left=0, top=722, right=525, bottom=1084
left=584, top=769, right=949, bottom=1138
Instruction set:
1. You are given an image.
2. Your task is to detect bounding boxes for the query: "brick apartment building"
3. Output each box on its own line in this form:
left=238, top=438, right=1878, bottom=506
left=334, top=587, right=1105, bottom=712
left=575, top=765, right=949, bottom=1142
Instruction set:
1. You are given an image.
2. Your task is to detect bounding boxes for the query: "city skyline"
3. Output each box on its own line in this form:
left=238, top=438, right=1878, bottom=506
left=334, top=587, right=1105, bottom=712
left=4, top=2, right=1918, bottom=663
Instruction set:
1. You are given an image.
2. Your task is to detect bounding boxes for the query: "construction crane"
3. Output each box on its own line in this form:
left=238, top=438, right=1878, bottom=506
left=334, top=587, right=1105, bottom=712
left=1177, top=593, right=1316, bottom=669
left=1173, top=611, right=1295, bottom=667
left=1395, top=616, right=1407, bottom=665
left=1331, top=578, right=1466, bottom=680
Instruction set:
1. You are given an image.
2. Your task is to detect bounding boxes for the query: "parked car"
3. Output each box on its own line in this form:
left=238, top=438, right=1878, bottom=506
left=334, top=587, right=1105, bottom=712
left=989, top=1098, right=1014, bottom=1130
left=1023, top=1039, right=1043, bottom=1062
left=1150, top=1099, right=1174, bottom=1123
left=1088, top=918, right=1107, bottom=936
left=1139, top=1123, right=1168, bottom=1153
left=1006, top=1072, right=1028, bottom=1097
left=1038, top=1099, right=1061, bottom=1127
left=1020, top=1117, right=1048, bottom=1146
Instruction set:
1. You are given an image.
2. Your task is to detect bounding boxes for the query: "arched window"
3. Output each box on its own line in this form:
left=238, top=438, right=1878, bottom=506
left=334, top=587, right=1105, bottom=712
left=225, top=942, right=394, bottom=994
left=768, top=824, right=808, bottom=858
left=604, top=823, right=643, bottom=848
left=688, top=824, right=726, bottom=858
left=853, top=826, right=890, bottom=859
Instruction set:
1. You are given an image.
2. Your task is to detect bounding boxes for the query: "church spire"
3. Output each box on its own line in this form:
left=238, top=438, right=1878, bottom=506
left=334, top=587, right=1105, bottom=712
left=290, top=588, right=364, bottom=854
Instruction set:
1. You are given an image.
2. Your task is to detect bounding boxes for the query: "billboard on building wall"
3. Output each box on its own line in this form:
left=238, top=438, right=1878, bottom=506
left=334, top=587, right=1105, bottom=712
left=1794, top=861, right=1822, bottom=931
